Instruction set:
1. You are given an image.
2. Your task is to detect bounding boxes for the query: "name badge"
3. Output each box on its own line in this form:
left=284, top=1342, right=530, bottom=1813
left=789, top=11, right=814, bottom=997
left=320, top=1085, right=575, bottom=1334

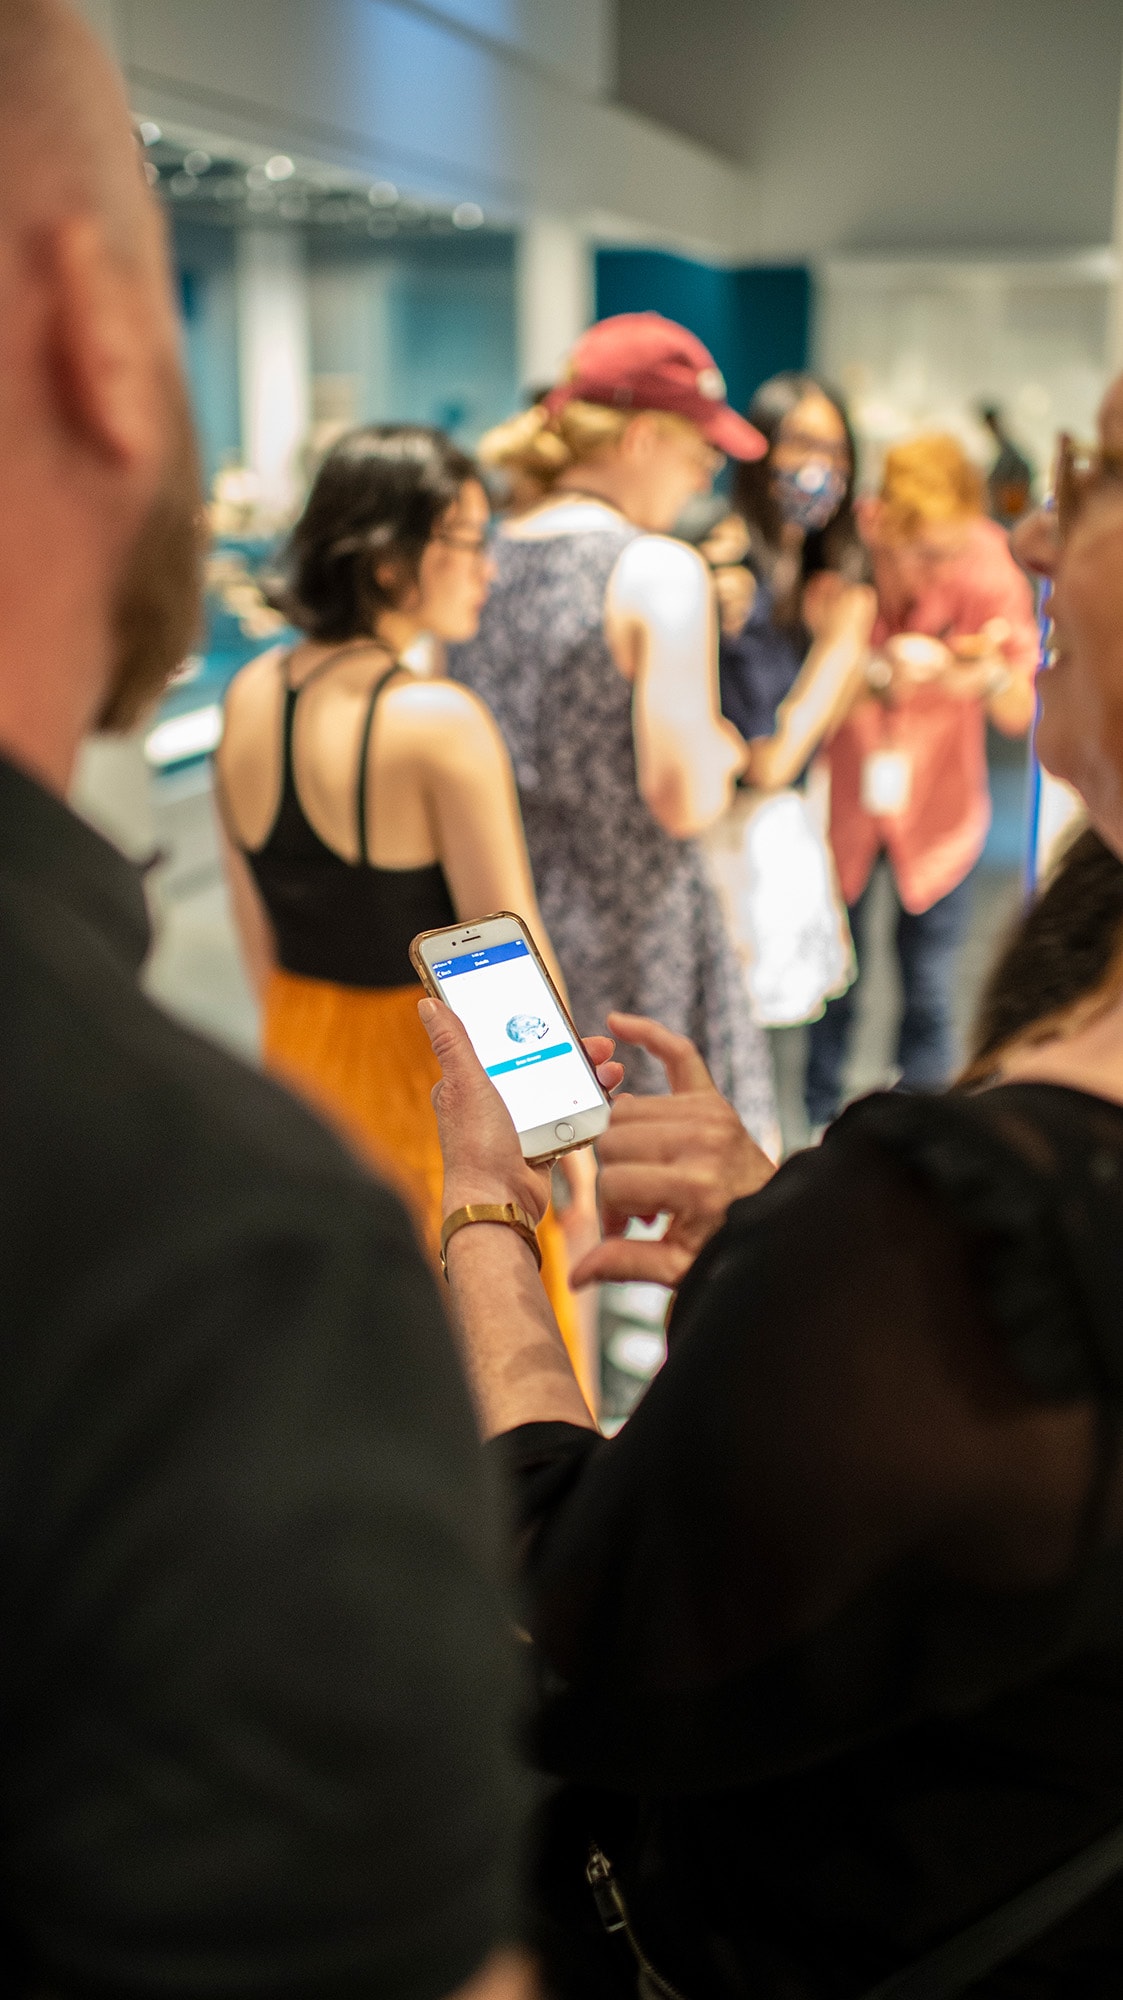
left=861, top=749, right=912, bottom=816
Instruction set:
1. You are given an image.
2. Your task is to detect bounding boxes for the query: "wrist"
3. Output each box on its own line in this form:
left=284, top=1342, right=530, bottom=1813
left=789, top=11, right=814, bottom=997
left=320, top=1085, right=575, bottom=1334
left=443, top=1176, right=546, bottom=1224
left=441, top=1201, right=542, bottom=1279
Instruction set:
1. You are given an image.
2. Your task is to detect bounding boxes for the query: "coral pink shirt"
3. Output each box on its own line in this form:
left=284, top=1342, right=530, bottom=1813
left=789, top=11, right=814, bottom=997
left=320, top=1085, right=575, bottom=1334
left=824, top=519, right=1037, bottom=914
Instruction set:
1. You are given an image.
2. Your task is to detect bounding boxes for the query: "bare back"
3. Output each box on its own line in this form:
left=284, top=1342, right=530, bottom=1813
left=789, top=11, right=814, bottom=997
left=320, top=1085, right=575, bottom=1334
left=217, top=638, right=561, bottom=981
left=219, top=642, right=448, bottom=870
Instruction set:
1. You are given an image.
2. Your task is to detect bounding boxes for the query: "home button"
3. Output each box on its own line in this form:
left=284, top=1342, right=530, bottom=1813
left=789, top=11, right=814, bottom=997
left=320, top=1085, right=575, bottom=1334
left=554, top=1121, right=576, bottom=1144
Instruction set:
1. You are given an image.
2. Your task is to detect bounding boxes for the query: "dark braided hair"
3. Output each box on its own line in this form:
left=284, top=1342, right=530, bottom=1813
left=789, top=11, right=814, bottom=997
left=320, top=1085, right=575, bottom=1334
left=965, top=826, right=1123, bottom=1079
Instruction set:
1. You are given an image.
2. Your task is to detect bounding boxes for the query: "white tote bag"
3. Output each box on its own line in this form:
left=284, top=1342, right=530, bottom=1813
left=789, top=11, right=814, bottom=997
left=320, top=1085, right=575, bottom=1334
left=702, top=778, right=855, bottom=1028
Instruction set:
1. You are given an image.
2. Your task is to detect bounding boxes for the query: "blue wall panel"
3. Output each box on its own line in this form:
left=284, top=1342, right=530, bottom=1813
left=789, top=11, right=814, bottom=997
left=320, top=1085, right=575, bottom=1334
left=595, top=248, right=811, bottom=417
left=173, top=220, right=241, bottom=484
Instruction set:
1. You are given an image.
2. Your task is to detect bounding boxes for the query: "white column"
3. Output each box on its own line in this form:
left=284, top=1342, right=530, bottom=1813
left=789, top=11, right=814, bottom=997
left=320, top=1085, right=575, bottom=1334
left=236, top=228, right=311, bottom=516
left=516, top=217, right=592, bottom=394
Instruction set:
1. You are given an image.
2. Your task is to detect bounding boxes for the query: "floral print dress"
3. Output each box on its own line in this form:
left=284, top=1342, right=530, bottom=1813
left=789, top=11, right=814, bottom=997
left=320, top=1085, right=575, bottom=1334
left=450, top=521, right=776, bottom=1144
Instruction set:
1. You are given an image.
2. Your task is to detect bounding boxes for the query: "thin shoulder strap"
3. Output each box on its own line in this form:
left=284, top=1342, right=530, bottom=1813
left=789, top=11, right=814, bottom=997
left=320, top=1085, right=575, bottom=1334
left=281, top=641, right=365, bottom=695
left=356, top=663, right=405, bottom=865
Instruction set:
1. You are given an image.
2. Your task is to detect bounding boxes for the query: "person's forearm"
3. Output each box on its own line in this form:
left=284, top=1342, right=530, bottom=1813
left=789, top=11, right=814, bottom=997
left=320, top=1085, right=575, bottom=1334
left=748, top=627, right=869, bottom=790
left=641, top=717, right=745, bottom=837
left=445, top=1218, right=596, bottom=1439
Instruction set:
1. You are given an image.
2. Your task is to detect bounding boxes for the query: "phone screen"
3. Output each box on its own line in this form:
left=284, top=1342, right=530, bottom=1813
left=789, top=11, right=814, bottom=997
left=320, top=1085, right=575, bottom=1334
left=430, top=938, right=603, bottom=1134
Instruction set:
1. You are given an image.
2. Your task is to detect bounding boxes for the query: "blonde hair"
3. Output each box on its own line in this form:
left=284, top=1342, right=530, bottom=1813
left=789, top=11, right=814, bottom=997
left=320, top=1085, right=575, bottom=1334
left=477, top=399, right=700, bottom=491
left=879, top=433, right=985, bottom=540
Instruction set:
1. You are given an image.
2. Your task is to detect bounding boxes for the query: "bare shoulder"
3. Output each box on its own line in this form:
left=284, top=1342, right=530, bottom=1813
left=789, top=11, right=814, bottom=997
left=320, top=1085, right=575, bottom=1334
left=222, top=645, right=286, bottom=734
left=609, top=533, right=710, bottom=617
left=385, top=676, right=507, bottom=767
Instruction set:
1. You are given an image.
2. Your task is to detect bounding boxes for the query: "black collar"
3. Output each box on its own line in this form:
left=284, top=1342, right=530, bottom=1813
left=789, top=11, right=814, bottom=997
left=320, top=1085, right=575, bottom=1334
left=0, top=751, right=151, bottom=977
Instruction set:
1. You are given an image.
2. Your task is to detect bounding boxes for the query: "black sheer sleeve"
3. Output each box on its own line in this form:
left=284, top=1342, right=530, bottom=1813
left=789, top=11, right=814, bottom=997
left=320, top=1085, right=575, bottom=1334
left=489, top=1084, right=1123, bottom=1798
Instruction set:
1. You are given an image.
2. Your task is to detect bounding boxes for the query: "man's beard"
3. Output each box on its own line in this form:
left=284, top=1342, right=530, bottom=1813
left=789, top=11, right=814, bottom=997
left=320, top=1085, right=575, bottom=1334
left=96, top=367, right=207, bottom=733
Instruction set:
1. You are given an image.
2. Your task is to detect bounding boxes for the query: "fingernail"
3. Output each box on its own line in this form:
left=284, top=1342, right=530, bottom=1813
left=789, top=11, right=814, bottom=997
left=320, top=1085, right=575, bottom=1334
left=418, top=998, right=437, bottom=1027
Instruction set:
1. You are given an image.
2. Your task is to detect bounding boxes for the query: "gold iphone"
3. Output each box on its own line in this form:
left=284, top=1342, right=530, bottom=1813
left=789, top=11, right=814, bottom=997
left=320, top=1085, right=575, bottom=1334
left=410, top=912, right=611, bottom=1163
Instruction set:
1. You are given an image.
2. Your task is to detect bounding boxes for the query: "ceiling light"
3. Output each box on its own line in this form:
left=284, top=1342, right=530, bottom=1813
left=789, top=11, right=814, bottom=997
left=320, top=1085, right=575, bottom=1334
left=265, top=154, right=295, bottom=182
left=452, top=201, right=484, bottom=229
left=143, top=160, right=159, bottom=187
left=368, top=180, right=398, bottom=207
left=138, top=119, right=161, bottom=146
left=184, top=148, right=211, bottom=176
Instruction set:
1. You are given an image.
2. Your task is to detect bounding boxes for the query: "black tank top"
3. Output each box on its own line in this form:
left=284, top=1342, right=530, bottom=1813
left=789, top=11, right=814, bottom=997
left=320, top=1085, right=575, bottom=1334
left=243, top=650, right=455, bottom=989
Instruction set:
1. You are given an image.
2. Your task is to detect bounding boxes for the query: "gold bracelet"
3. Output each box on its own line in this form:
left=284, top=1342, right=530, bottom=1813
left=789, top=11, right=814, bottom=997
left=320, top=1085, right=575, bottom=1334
left=439, top=1201, right=542, bottom=1280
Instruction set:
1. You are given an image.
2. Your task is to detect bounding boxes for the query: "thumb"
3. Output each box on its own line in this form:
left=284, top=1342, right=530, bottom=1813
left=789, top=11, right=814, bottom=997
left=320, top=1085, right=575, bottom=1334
left=418, top=996, right=487, bottom=1086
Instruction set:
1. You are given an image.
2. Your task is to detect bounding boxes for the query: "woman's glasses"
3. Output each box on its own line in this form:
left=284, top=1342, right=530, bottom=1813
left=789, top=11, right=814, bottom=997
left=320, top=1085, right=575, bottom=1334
left=1054, top=434, right=1123, bottom=539
left=432, top=528, right=491, bottom=558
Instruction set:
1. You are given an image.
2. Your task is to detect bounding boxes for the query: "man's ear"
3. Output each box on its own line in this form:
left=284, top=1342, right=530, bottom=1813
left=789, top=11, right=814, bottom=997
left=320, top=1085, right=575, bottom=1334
left=47, top=214, right=154, bottom=466
left=620, top=411, right=659, bottom=463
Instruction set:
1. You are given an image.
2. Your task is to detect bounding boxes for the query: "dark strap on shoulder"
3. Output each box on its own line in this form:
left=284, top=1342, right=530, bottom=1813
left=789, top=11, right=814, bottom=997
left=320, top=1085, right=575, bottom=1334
left=860, top=1814, right=1123, bottom=2000
left=355, top=664, right=403, bottom=865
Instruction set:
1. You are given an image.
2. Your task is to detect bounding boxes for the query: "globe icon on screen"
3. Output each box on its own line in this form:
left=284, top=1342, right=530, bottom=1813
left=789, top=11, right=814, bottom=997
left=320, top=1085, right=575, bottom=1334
left=506, top=1013, right=550, bottom=1046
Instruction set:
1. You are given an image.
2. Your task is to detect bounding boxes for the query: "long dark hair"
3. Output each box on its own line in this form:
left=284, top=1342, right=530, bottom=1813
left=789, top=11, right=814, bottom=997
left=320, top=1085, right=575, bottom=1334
left=964, top=826, right=1123, bottom=1081
left=275, top=425, right=477, bottom=641
left=732, top=372, right=864, bottom=595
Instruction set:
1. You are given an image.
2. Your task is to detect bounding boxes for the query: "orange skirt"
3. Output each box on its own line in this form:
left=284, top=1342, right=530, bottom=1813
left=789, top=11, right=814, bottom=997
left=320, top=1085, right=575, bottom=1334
left=261, top=968, right=591, bottom=1406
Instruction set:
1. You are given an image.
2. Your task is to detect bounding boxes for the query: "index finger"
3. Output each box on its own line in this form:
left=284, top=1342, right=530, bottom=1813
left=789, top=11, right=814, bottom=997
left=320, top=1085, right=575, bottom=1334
left=604, top=1012, right=713, bottom=1094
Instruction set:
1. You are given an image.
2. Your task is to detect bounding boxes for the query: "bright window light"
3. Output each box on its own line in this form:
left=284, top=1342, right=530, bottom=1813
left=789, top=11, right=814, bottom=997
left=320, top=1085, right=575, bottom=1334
left=145, top=704, right=223, bottom=768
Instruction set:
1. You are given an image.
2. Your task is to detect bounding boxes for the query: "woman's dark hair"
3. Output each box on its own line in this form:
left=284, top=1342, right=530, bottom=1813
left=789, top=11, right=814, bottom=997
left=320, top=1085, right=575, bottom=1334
left=274, top=424, right=478, bottom=641
left=964, top=826, right=1123, bottom=1079
left=731, top=372, right=865, bottom=611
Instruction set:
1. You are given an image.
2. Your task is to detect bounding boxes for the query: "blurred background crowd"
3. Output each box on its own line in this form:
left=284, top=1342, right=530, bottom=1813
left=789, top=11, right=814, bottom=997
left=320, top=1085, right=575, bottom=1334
left=73, top=0, right=1123, bottom=1418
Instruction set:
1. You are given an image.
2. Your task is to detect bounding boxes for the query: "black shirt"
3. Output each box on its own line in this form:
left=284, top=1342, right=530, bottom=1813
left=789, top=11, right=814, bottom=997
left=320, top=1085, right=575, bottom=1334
left=495, top=1085, right=1123, bottom=1997
left=717, top=582, right=807, bottom=746
left=0, top=752, right=518, bottom=1999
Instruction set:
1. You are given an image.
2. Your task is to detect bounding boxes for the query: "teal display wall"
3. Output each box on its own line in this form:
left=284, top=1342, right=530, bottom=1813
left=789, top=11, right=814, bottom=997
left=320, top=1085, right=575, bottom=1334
left=594, top=249, right=812, bottom=416
left=175, top=220, right=242, bottom=484
left=307, top=233, right=518, bottom=443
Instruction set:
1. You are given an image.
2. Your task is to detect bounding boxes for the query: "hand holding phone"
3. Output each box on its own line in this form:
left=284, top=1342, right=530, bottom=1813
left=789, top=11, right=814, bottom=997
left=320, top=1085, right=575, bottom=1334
left=411, top=914, right=611, bottom=1163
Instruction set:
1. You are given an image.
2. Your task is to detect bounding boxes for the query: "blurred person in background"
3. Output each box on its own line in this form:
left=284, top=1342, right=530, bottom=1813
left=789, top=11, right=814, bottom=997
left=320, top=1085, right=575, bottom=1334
left=0, top=5, right=537, bottom=1994
left=217, top=425, right=598, bottom=1406
left=678, top=376, right=877, bottom=1035
left=415, top=378, right=1123, bottom=2000
left=721, top=371, right=872, bottom=785
left=452, top=313, right=778, bottom=1151
left=805, top=431, right=1038, bottom=1130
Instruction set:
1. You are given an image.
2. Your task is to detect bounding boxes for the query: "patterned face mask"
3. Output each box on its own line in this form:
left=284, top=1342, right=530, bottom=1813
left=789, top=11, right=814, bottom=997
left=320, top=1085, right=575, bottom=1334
left=772, top=460, right=848, bottom=532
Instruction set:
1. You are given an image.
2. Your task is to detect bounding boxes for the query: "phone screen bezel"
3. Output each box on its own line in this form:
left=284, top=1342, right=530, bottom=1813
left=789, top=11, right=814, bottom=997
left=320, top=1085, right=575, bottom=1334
left=411, top=912, right=611, bottom=1163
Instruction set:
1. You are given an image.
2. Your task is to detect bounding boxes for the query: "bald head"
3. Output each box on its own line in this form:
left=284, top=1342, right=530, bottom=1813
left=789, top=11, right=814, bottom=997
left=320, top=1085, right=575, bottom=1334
left=0, top=0, right=144, bottom=249
left=0, top=0, right=203, bottom=786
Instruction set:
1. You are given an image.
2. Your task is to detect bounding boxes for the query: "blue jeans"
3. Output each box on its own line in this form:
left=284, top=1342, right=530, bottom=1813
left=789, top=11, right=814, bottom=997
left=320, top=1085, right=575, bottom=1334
left=804, top=859, right=974, bottom=1128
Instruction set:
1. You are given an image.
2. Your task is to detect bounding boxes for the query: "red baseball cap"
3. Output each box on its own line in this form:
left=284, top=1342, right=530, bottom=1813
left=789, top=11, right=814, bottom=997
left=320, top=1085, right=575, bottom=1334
left=544, top=312, right=766, bottom=461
